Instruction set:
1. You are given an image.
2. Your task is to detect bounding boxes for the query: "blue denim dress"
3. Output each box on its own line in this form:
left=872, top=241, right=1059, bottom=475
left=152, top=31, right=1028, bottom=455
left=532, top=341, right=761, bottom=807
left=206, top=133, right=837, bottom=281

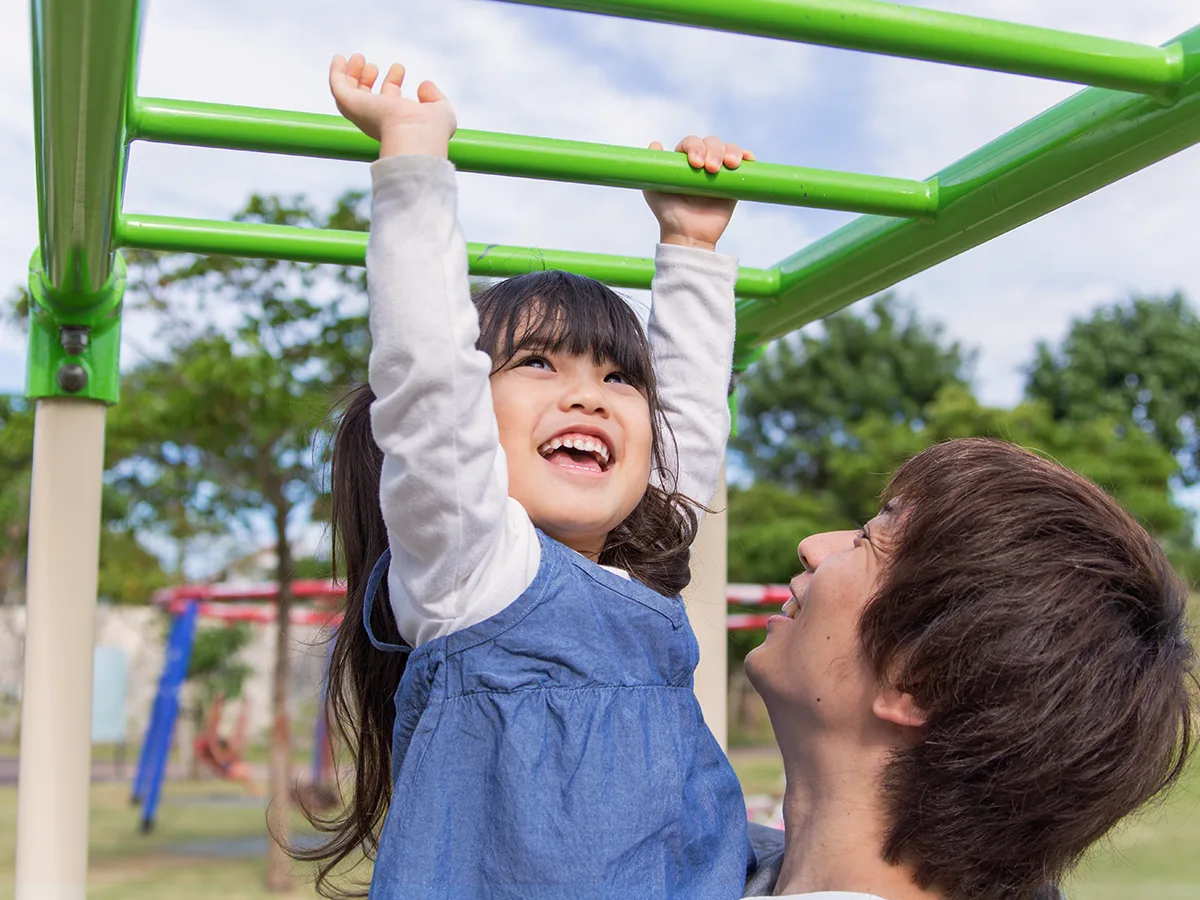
left=363, top=531, right=751, bottom=900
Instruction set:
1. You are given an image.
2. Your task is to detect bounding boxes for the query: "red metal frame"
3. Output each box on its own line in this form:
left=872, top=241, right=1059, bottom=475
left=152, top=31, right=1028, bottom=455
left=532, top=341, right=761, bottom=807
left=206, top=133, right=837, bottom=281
left=153, top=579, right=791, bottom=630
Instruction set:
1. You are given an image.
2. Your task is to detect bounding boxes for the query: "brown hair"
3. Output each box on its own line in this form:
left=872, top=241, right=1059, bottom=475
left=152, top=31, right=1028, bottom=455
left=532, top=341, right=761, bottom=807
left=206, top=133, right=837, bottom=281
left=297, top=271, right=703, bottom=897
left=860, top=438, right=1196, bottom=900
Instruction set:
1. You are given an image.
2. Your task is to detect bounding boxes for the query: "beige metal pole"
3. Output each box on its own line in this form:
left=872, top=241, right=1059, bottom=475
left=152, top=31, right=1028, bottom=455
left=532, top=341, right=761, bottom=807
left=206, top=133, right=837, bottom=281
left=15, top=399, right=107, bottom=900
left=684, top=470, right=728, bottom=749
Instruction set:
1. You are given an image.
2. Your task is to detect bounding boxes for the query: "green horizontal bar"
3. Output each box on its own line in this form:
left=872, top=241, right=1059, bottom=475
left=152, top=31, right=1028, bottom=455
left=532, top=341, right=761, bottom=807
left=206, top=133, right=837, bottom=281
left=129, top=97, right=937, bottom=219
left=502, top=0, right=1185, bottom=97
left=734, top=23, right=1200, bottom=348
left=114, top=214, right=781, bottom=297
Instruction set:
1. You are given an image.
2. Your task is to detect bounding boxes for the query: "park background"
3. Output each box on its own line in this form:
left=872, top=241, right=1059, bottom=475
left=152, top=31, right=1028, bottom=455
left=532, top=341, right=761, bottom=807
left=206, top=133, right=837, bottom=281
left=1, top=0, right=1198, bottom=898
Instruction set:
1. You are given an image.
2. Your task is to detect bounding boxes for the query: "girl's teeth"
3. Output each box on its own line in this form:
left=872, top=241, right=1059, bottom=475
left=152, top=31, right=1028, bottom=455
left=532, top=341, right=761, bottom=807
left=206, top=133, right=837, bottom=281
left=537, top=435, right=611, bottom=465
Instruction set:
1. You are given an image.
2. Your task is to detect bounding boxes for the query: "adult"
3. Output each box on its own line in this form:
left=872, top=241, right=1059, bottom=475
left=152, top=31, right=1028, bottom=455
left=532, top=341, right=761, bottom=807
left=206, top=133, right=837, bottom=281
left=743, top=438, right=1194, bottom=900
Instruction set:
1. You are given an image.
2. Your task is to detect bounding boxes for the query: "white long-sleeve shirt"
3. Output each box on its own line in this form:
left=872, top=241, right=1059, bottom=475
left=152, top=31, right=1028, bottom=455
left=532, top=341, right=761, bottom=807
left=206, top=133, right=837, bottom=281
left=366, top=154, right=737, bottom=648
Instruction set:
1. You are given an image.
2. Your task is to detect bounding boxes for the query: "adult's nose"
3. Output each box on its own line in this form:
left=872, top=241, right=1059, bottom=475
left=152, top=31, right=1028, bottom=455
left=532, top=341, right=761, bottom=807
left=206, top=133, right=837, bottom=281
left=796, top=530, right=858, bottom=572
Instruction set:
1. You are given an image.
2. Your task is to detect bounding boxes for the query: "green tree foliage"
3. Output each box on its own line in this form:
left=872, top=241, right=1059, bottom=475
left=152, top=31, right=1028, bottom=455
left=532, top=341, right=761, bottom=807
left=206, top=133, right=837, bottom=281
left=728, top=483, right=848, bottom=586
left=1026, top=294, right=1200, bottom=484
left=0, top=396, right=169, bottom=604
left=96, top=528, right=172, bottom=605
left=291, top=555, right=333, bottom=580
left=734, top=294, right=973, bottom=503
left=187, top=622, right=254, bottom=703
left=0, top=398, right=33, bottom=604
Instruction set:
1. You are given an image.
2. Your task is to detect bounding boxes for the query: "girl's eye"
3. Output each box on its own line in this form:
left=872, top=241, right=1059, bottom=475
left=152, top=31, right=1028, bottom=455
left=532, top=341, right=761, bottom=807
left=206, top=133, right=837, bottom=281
left=518, top=356, right=552, bottom=370
left=605, top=371, right=635, bottom=386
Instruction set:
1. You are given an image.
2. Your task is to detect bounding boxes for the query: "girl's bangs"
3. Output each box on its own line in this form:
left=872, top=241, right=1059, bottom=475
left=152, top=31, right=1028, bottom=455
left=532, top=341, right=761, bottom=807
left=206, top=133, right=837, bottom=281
left=479, top=271, right=654, bottom=388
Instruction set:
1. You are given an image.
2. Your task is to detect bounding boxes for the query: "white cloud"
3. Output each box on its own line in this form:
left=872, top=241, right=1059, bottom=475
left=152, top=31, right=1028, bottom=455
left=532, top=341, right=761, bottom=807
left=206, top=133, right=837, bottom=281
left=857, top=1, right=1200, bottom=405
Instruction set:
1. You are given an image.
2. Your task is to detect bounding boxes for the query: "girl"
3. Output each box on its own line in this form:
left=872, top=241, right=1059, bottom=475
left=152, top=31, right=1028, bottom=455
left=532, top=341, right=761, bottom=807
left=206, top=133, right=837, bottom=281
left=311, top=53, right=753, bottom=899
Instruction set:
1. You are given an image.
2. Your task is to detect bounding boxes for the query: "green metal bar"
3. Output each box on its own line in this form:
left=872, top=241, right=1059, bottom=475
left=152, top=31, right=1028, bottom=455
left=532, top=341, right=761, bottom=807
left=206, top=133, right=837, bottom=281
left=734, top=23, right=1200, bottom=349
left=114, top=213, right=781, bottom=297
left=501, top=0, right=1186, bottom=98
left=33, top=0, right=137, bottom=293
left=129, top=98, right=938, bottom=219
left=27, top=0, right=138, bottom=404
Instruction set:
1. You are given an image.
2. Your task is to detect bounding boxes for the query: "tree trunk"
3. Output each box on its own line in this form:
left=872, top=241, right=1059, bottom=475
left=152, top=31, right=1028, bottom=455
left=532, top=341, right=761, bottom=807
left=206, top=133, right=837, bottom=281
left=265, top=499, right=295, bottom=892
left=186, top=693, right=202, bottom=781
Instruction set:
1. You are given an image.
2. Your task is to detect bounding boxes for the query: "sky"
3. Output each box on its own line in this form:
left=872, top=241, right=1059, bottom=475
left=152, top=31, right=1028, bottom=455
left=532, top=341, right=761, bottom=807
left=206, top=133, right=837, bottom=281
left=2, top=0, right=1197, bottom=405
left=1, top=0, right=1199, bottom=566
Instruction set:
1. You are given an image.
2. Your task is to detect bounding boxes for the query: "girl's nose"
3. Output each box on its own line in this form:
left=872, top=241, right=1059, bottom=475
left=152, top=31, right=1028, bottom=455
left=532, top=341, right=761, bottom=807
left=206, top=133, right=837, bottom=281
left=561, top=376, right=607, bottom=415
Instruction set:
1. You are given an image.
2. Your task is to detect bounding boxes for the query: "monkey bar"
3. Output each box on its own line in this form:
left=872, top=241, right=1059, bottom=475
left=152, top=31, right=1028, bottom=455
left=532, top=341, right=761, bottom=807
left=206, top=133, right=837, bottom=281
left=148, top=577, right=793, bottom=627
left=18, top=0, right=1200, bottom=897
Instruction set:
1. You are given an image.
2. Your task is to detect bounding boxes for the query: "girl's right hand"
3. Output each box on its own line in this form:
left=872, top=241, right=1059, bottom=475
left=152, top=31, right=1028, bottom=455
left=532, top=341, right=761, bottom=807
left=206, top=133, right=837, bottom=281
left=329, top=53, right=457, bottom=159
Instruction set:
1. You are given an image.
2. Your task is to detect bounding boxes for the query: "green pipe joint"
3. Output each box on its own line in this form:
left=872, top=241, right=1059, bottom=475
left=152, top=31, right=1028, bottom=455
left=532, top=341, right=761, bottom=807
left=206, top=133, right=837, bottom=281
left=25, top=250, right=125, bottom=404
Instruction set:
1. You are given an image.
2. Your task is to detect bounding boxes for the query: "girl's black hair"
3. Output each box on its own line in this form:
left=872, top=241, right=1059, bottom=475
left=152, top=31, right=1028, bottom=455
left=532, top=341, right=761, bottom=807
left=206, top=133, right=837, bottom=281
left=297, top=270, right=704, bottom=896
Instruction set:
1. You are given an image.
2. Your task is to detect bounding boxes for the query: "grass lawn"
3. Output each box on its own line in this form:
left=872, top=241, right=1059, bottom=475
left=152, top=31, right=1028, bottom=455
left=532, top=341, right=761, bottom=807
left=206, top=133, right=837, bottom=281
left=1065, top=746, right=1200, bottom=900
left=1, top=746, right=1194, bottom=897
left=0, top=780, right=333, bottom=900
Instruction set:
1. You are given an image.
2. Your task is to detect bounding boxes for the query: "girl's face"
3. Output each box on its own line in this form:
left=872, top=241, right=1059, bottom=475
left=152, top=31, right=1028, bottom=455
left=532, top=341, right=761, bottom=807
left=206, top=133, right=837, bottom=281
left=490, top=347, right=653, bottom=559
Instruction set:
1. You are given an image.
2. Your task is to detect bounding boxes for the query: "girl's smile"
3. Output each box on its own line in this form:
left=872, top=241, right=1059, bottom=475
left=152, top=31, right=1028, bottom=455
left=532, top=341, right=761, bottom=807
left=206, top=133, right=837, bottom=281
left=537, top=426, right=615, bottom=473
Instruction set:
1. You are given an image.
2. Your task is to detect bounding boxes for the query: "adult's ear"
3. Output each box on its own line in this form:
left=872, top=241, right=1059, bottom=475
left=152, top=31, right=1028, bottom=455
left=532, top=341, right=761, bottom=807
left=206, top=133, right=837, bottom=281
left=872, top=687, right=927, bottom=729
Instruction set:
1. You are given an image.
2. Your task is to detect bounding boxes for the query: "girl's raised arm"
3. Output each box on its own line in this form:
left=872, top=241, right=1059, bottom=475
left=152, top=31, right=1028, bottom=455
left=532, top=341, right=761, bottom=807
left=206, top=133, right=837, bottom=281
left=334, top=55, right=540, bottom=647
left=643, top=136, right=752, bottom=511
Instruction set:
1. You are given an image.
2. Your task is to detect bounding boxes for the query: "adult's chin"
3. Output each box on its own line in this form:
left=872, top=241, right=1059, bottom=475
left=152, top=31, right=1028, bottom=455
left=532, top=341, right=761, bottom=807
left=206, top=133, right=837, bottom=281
left=743, top=643, right=768, bottom=694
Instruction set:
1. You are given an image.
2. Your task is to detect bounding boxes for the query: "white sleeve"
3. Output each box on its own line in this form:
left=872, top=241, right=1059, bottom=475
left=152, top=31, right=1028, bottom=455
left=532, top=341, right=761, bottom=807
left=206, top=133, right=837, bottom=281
left=366, top=155, right=539, bottom=648
left=646, top=243, right=738, bottom=511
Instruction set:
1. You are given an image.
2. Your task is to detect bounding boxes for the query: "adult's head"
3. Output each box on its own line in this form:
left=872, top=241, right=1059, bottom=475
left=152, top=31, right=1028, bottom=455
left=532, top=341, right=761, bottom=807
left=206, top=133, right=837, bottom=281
left=746, top=437, right=1195, bottom=900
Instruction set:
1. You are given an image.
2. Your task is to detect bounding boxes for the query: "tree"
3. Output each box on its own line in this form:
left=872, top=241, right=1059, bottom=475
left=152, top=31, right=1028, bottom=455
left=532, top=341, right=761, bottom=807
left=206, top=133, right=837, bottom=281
left=733, top=294, right=973, bottom=512
left=1026, top=294, right=1200, bottom=484
left=0, top=398, right=33, bottom=604
left=0, top=396, right=169, bottom=605
left=728, top=483, right=849, bottom=587
left=108, top=191, right=370, bottom=890
left=827, top=384, right=1188, bottom=538
left=188, top=622, right=254, bottom=704
left=96, top=527, right=172, bottom=605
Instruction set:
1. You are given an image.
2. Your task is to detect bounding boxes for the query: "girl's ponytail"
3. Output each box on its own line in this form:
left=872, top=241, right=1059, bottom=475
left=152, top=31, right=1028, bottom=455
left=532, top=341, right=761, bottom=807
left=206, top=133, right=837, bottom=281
left=297, top=383, right=408, bottom=898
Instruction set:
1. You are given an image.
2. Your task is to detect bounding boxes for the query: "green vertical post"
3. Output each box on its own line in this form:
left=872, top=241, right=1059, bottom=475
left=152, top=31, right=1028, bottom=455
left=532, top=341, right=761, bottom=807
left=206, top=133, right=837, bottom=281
left=26, top=0, right=137, bottom=404
left=18, top=4, right=139, bottom=900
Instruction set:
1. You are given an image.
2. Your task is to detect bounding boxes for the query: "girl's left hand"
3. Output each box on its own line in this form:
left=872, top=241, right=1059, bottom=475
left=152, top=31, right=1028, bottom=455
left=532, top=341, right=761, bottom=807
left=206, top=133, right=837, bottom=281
left=643, top=135, right=754, bottom=252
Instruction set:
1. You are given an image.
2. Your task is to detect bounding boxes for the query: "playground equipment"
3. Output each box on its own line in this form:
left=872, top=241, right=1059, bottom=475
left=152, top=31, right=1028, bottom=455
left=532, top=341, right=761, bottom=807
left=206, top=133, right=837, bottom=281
left=130, top=582, right=342, bottom=832
left=16, top=0, right=1200, bottom=896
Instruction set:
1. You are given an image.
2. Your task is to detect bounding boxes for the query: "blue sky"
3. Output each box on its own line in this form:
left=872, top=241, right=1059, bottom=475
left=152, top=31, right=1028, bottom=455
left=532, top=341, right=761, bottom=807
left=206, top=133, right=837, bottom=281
left=2, top=0, right=1197, bottom=405
left=2, top=0, right=1199, bottom=567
